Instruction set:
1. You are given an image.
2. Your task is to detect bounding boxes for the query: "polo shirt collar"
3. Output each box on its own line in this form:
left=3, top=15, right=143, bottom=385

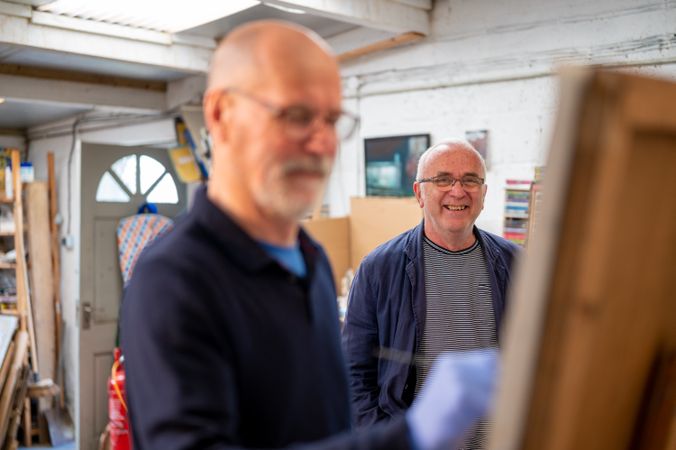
left=191, top=185, right=319, bottom=275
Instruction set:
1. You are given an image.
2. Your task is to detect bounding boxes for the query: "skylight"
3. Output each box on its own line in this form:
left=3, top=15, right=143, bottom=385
left=38, top=0, right=260, bottom=33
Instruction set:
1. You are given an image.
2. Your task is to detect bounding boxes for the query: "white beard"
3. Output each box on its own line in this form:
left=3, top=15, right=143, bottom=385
left=254, top=156, right=332, bottom=221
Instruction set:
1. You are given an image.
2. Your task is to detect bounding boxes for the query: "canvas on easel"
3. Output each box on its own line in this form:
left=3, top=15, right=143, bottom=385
left=489, top=68, right=676, bottom=450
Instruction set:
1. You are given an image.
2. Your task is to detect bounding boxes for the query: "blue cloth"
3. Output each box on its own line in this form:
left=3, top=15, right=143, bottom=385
left=258, top=240, right=307, bottom=278
left=121, top=186, right=411, bottom=450
left=342, top=222, right=519, bottom=427
left=136, top=202, right=158, bottom=214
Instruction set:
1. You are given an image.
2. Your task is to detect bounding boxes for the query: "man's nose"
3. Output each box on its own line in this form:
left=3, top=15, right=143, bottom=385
left=448, top=180, right=466, bottom=195
left=303, top=119, right=337, bottom=155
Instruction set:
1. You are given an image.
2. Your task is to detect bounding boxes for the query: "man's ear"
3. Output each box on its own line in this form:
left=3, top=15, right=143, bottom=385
left=203, top=90, right=228, bottom=143
left=413, top=182, right=424, bottom=208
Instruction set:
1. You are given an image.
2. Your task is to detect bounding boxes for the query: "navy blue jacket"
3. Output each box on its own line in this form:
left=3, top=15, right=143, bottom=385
left=342, top=222, right=519, bottom=426
left=121, top=187, right=410, bottom=449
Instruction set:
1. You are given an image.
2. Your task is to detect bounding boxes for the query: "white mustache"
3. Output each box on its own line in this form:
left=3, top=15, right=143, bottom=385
left=281, top=158, right=332, bottom=177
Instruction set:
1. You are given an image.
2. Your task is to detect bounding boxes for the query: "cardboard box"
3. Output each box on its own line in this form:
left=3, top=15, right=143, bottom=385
left=304, top=197, right=422, bottom=292
left=302, top=216, right=350, bottom=292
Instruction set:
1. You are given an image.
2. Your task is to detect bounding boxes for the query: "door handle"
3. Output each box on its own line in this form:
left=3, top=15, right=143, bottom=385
left=82, top=302, right=92, bottom=330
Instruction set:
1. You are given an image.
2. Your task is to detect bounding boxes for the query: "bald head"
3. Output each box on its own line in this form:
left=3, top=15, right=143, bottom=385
left=207, top=20, right=339, bottom=92
left=416, top=139, right=487, bottom=180
left=202, top=20, right=344, bottom=244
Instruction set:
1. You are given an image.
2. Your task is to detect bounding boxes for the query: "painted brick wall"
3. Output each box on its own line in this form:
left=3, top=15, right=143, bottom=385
left=327, top=0, right=676, bottom=235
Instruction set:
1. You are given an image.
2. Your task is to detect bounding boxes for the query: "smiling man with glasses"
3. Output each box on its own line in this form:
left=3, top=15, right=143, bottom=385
left=343, top=140, right=520, bottom=449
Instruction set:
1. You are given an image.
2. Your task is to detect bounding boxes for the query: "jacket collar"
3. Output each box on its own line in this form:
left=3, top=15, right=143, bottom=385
left=403, top=221, right=424, bottom=263
left=475, top=227, right=503, bottom=267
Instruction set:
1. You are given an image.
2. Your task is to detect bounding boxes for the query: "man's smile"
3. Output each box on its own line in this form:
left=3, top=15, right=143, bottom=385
left=443, top=205, right=468, bottom=211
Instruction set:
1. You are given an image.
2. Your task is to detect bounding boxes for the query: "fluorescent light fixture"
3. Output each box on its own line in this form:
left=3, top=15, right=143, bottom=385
left=264, top=3, right=306, bottom=14
left=38, top=0, right=260, bottom=33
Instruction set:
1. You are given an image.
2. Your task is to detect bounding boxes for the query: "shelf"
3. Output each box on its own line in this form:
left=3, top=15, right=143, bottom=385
left=0, top=149, right=31, bottom=344
left=504, top=179, right=533, bottom=246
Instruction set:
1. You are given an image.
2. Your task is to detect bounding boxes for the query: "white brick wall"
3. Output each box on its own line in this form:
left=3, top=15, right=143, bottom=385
left=327, top=0, right=676, bottom=235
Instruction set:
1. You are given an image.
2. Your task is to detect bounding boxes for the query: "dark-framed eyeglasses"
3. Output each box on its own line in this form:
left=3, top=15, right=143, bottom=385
left=417, top=174, right=485, bottom=192
left=222, top=87, right=359, bottom=141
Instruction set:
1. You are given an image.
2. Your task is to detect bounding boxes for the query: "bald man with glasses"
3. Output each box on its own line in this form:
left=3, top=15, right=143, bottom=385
left=121, top=22, right=498, bottom=450
left=343, top=140, right=520, bottom=449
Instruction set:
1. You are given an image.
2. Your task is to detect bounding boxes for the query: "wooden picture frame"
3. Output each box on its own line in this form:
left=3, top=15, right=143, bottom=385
left=489, top=68, right=676, bottom=450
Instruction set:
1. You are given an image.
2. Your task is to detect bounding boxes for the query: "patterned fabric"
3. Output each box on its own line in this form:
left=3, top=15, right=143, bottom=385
left=416, top=238, right=497, bottom=388
left=417, top=236, right=497, bottom=450
left=116, top=213, right=173, bottom=285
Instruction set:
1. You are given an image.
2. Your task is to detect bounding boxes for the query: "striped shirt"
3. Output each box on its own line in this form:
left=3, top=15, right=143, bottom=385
left=416, top=236, right=497, bottom=450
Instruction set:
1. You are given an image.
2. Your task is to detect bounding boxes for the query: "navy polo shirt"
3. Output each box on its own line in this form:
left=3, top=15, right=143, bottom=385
left=121, top=186, right=410, bottom=450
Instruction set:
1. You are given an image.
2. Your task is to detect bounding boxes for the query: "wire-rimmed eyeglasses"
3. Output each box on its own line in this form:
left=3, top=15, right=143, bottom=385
left=416, top=174, right=485, bottom=192
left=222, top=87, right=359, bottom=141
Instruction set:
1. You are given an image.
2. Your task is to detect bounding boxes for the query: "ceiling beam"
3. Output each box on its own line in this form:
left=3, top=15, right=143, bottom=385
left=0, top=12, right=212, bottom=74
left=0, top=128, right=25, bottom=137
left=167, top=75, right=206, bottom=111
left=337, top=31, right=425, bottom=63
left=263, top=0, right=430, bottom=34
left=0, top=73, right=166, bottom=113
left=0, top=64, right=167, bottom=91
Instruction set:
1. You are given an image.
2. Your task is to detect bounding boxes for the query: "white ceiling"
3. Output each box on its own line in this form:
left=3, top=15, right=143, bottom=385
left=0, top=42, right=189, bottom=81
left=0, top=0, right=431, bottom=135
left=0, top=98, right=89, bottom=129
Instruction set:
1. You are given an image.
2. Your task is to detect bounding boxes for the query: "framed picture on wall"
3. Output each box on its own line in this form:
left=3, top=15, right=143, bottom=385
left=465, top=129, right=490, bottom=169
left=364, top=134, right=430, bottom=197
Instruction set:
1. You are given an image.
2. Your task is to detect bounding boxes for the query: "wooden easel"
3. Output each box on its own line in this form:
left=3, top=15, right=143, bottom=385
left=490, top=69, right=676, bottom=449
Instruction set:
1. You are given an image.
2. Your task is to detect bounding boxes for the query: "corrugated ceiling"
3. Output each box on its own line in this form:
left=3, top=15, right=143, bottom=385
left=38, top=0, right=260, bottom=32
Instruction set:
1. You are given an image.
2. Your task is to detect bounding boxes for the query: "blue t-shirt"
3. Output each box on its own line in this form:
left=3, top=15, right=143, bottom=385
left=258, top=240, right=307, bottom=278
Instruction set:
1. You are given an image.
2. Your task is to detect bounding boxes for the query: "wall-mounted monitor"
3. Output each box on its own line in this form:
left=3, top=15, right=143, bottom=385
left=364, top=134, right=430, bottom=197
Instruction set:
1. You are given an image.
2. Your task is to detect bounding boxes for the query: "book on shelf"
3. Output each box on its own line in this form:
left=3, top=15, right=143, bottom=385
left=503, top=178, right=533, bottom=246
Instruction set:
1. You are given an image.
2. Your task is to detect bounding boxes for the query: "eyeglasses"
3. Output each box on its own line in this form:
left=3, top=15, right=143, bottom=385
left=222, top=88, right=359, bottom=141
left=417, top=174, right=485, bottom=192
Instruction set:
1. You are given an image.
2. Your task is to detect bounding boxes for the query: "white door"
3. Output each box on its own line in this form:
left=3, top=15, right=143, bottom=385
left=79, top=143, right=187, bottom=450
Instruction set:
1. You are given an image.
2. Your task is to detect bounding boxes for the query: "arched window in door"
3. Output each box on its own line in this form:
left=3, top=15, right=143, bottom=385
left=95, top=154, right=179, bottom=204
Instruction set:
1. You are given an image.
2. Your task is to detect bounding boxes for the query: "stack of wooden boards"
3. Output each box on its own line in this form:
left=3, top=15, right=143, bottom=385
left=0, top=150, right=67, bottom=447
left=0, top=316, right=29, bottom=449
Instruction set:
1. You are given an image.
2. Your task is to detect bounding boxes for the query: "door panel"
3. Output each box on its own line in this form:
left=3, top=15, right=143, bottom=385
left=79, top=143, right=187, bottom=450
left=94, top=219, right=123, bottom=323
